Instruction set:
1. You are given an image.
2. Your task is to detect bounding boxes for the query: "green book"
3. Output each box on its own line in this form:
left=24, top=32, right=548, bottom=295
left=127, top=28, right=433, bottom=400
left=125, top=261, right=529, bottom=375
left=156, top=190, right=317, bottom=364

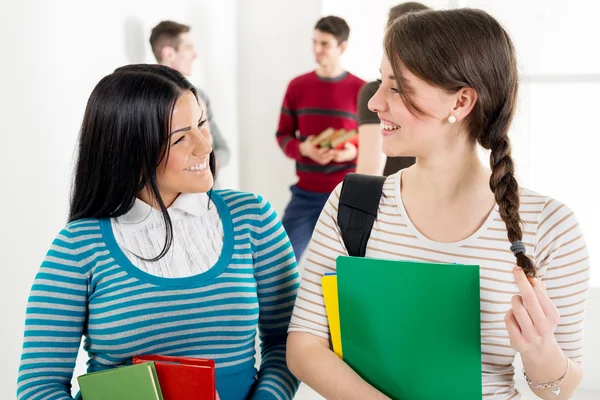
left=337, top=256, right=482, bottom=400
left=78, top=362, right=164, bottom=400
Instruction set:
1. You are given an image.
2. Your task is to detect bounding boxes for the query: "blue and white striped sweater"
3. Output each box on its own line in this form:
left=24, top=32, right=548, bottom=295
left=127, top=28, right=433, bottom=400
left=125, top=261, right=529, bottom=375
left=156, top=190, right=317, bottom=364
left=17, top=190, right=300, bottom=400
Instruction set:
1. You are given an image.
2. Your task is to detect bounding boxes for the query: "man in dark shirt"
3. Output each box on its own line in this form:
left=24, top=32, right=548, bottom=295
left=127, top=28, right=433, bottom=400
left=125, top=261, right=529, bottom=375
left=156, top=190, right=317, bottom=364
left=356, top=2, right=429, bottom=176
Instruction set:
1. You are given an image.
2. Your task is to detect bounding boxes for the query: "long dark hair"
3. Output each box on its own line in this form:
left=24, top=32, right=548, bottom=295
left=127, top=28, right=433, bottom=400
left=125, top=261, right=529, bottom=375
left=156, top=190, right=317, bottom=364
left=385, top=9, right=535, bottom=276
left=69, top=64, right=217, bottom=261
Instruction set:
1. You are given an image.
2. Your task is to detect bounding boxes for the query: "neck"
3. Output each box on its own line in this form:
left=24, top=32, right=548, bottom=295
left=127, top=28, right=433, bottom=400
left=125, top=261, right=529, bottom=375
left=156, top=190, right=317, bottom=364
left=138, top=188, right=179, bottom=210
left=315, top=63, right=344, bottom=78
left=405, top=142, right=490, bottom=204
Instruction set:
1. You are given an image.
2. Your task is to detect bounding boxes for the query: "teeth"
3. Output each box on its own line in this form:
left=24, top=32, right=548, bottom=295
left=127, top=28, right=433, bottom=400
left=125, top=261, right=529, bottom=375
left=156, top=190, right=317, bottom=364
left=381, top=122, right=400, bottom=131
left=185, top=160, right=208, bottom=171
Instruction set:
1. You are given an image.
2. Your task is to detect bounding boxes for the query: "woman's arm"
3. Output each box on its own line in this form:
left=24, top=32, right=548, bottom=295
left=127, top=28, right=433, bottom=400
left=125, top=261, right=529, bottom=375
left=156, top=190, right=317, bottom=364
left=287, top=186, right=390, bottom=399
left=252, top=196, right=301, bottom=400
left=17, top=225, right=89, bottom=400
left=507, top=200, right=590, bottom=399
left=508, top=269, right=584, bottom=400
left=287, top=332, right=390, bottom=400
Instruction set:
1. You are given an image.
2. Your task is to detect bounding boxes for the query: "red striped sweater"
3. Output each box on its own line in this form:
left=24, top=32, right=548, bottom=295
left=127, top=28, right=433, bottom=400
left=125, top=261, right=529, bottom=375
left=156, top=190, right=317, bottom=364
left=276, top=71, right=365, bottom=193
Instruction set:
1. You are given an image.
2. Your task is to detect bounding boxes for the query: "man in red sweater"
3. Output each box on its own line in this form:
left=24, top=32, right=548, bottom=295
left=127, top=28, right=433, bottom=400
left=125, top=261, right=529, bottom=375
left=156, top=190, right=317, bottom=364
left=276, top=16, right=365, bottom=260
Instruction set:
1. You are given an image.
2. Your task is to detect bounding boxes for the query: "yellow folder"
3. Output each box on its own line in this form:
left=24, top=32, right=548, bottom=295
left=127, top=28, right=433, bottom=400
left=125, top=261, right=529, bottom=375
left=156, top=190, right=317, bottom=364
left=321, top=274, right=342, bottom=358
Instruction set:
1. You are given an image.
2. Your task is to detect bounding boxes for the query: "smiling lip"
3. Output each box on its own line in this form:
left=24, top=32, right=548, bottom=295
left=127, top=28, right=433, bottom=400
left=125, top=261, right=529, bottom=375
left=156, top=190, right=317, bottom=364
left=184, top=157, right=209, bottom=172
left=379, top=118, right=401, bottom=135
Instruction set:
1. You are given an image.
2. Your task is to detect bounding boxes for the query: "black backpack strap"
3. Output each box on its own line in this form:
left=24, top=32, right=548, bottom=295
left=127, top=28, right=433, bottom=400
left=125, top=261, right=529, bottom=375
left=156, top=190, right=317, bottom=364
left=337, top=173, right=386, bottom=257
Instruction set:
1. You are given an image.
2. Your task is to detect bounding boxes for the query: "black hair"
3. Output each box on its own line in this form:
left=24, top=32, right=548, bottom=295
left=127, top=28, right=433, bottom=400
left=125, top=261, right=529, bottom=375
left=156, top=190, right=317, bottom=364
left=69, top=64, right=217, bottom=261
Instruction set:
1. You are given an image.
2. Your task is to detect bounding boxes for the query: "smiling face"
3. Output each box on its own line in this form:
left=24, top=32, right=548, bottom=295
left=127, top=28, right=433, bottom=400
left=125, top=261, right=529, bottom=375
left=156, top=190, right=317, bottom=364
left=368, top=55, right=463, bottom=158
left=312, top=30, right=346, bottom=68
left=153, top=90, right=213, bottom=206
left=162, top=32, right=197, bottom=77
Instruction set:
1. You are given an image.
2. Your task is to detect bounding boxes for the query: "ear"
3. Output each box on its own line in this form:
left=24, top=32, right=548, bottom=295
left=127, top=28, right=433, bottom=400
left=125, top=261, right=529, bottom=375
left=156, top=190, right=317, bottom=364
left=338, top=40, right=348, bottom=54
left=160, top=46, right=176, bottom=63
left=451, top=87, right=478, bottom=122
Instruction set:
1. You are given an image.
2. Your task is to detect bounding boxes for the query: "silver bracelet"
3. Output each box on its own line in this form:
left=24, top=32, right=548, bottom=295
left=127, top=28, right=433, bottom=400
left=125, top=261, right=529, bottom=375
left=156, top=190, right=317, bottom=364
left=522, top=355, right=570, bottom=396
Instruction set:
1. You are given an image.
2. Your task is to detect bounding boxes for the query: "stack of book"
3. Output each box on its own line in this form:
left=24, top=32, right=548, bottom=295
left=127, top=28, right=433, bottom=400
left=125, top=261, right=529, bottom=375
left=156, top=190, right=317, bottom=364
left=323, top=256, right=483, bottom=399
left=311, top=127, right=357, bottom=149
left=77, top=355, right=216, bottom=400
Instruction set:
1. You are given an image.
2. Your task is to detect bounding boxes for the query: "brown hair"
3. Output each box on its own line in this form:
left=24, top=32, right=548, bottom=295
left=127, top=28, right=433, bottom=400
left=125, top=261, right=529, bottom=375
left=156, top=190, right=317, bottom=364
left=385, top=9, right=535, bottom=276
left=314, top=16, right=351, bottom=44
left=388, top=2, right=429, bottom=27
left=149, top=20, right=191, bottom=62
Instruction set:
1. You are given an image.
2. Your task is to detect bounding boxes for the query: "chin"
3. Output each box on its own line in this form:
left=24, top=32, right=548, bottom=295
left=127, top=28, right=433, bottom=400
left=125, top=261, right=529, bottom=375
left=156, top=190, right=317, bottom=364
left=383, top=148, right=414, bottom=158
left=381, top=143, right=402, bottom=158
left=186, top=177, right=215, bottom=193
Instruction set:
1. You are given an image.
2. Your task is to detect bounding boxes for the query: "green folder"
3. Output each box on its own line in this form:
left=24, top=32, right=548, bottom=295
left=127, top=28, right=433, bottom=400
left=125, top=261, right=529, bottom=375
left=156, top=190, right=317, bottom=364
left=78, top=361, right=164, bottom=400
left=337, top=256, right=482, bottom=400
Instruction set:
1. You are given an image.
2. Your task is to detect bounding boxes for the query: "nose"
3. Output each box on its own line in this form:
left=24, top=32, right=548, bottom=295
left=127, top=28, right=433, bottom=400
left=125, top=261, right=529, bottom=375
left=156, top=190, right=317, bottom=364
left=191, top=125, right=213, bottom=156
left=368, top=84, right=386, bottom=114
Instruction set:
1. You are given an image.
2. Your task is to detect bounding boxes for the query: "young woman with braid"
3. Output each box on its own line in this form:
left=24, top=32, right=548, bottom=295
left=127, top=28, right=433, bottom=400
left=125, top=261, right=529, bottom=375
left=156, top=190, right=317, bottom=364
left=286, top=8, right=590, bottom=400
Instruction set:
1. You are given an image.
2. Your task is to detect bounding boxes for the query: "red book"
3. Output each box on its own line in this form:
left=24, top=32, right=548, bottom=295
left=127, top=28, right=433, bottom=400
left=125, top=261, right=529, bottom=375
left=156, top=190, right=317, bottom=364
left=133, top=355, right=216, bottom=400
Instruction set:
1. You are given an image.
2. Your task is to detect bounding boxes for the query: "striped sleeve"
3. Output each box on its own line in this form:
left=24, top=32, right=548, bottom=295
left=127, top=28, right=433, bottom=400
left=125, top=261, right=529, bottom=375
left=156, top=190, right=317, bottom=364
left=288, top=184, right=347, bottom=341
left=252, top=196, right=301, bottom=400
left=534, top=199, right=591, bottom=363
left=17, top=225, right=89, bottom=400
left=275, top=82, right=302, bottom=161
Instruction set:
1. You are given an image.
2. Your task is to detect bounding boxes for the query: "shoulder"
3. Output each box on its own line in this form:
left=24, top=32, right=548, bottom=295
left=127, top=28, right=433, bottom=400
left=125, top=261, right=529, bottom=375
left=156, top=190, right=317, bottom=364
left=64, top=218, right=103, bottom=239
left=288, top=72, right=316, bottom=88
left=45, top=218, right=103, bottom=275
left=518, top=187, right=583, bottom=253
left=518, top=187, right=576, bottom=226
left=214, top=189, right=273, bottom=216
left=328, top=173, right=396, bottom=212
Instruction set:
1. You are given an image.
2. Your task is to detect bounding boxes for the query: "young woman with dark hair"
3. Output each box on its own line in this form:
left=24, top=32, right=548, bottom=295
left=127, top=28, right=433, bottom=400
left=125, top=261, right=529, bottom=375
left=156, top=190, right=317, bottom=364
left=17, top=64, right=300, bottom=400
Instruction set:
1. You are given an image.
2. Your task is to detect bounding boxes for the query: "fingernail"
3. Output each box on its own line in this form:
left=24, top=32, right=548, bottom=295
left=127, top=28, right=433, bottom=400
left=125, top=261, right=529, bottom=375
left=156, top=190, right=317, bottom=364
left=513, top=266, right=521, bottom=273
left=528, top=277, right=537, bottom=287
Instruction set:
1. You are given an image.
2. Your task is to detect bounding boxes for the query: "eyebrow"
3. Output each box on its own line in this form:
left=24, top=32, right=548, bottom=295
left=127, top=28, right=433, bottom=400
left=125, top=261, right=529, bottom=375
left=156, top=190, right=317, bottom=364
left=170, top=126, right=191, bottom=136
left=169, top=109, right=205, bottom=136
left=380, top=69, right=412, bottom=88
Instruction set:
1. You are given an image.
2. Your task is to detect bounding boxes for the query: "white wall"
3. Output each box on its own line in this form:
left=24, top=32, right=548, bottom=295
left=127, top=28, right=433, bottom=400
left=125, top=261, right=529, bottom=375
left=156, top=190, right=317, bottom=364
left=236, top=0, right=324, bottom=214
left=0, top=1, right=237, bottom=398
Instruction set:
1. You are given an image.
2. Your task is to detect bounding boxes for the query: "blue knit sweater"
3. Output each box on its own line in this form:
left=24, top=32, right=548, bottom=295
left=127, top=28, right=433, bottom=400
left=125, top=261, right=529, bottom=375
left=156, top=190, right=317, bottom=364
left=17, top=190, right=300, bottom=400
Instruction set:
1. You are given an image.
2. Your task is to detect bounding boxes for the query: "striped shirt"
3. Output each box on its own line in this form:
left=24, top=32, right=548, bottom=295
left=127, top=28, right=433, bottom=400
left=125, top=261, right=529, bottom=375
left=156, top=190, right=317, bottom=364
left=17, top=190, right=300, bottom=400
left=276, top=71, right=365, bottom=193
left=289, top=171, right=591, bottom=400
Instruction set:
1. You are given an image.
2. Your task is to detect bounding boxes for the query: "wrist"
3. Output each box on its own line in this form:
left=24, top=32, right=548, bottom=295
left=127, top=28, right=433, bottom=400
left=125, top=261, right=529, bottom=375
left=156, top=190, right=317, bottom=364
left=299, top=142, right=308, bottom=157
left=521, top=338, right=565, bottom=382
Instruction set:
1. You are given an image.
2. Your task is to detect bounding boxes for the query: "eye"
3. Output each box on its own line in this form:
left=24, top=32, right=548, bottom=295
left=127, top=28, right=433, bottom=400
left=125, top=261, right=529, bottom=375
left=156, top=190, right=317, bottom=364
left=198, top=119, right=207, bottom=128
left=172, top=135, right=185, bottom=145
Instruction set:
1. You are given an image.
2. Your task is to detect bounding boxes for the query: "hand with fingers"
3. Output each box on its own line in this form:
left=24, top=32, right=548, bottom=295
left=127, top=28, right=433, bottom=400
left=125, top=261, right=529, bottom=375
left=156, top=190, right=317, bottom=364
left=506, top=266, right=576, bottom=397
left=333, top=142, right=358, bottom=163
left=300, top=136, right=337, bottom=165
left=505, top=267, right=561, bottom=357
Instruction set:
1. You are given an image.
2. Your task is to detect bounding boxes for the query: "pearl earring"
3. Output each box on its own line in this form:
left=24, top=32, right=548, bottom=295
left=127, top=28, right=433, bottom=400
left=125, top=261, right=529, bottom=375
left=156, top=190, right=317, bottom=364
left=448, top=115, right=457, bottom=124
